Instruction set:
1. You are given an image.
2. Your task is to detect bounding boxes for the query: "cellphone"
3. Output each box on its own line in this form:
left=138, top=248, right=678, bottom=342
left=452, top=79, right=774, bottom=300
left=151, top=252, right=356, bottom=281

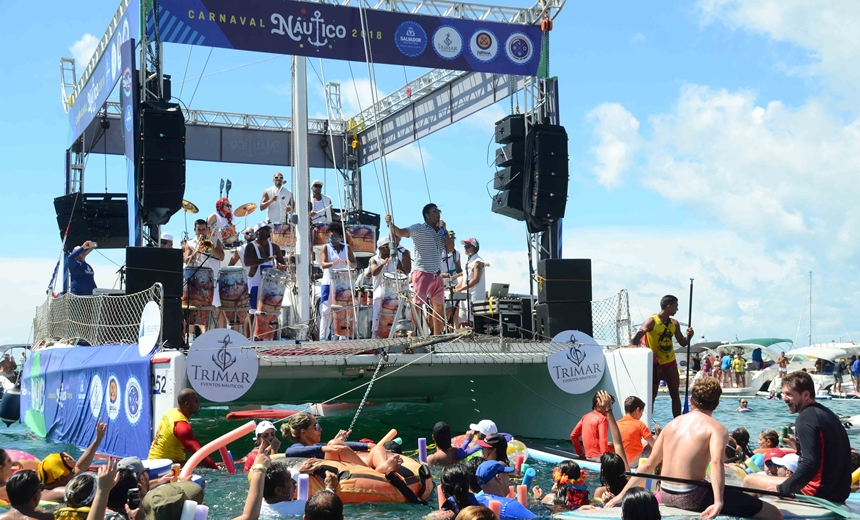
left=127, top=488, right=141, bottom=509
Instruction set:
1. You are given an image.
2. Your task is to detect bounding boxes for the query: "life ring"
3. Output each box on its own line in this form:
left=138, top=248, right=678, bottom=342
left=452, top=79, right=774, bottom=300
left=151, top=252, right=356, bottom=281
left=274, top=455, right=433, bottom=504
left=6, top=450, right=39, bottom=472
left=737, top=408, right=754, bottom=413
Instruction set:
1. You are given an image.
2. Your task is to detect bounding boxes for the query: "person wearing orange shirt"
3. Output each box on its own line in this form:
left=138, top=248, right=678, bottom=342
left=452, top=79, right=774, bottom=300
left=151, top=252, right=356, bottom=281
left=616, top=396, right=655, bottom=465
left=570, top=392, right=614, bottom=460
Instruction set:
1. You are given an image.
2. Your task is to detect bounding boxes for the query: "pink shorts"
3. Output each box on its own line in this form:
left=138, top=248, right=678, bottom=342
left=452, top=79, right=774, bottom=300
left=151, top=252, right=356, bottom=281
left=413, top=270, right=444, bottom=306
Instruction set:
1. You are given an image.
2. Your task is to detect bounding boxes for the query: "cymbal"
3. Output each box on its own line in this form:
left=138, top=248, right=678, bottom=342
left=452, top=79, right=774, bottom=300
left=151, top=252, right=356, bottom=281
left=181, top=200, right=199, bottom=214
left=234, top=202, right=257, bottom=217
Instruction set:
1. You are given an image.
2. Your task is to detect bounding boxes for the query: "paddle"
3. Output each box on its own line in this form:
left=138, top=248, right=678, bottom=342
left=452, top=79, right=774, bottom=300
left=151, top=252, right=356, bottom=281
left=683, top=278, right=694, bottom=414
left=626, top=472, right=858, bottom=518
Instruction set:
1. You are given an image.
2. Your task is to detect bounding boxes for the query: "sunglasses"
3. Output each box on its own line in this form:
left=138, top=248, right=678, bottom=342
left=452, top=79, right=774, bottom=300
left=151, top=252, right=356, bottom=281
left=313, top=423, right=321, bottom=431
left=224, top=204, right=232, bottom=208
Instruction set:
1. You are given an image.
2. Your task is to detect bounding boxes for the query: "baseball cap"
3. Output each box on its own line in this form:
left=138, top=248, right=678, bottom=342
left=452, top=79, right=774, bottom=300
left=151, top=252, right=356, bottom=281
left=377, top=237, right=390, bottom=248
left=255, top=420, right=276, bottom=437
left=475, top=460, right=514, bottom=486
left=771, top=453, right=799, bottom=473
left=433, top=421, right=451, bottom=439
left=461, top=238, right=479, bottom=248
left=476, top=433, right=507, bottom=451
left=118, top=457, right=145, bottom=480
left=469, top=419, right=498, bottom=436
left=312, top=179, right=324, bottom=187
left=255, top=221, right=272, bottom=232
left=160, top=233, right=174, bottom=242
left=764, top=448, right=787, bottom=463
left=142, top=481, right=204, bottom=520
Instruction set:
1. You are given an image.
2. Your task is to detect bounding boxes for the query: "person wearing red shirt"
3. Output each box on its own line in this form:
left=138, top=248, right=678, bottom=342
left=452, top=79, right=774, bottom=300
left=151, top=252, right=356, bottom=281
left=570, top=392, right=613, bottom=460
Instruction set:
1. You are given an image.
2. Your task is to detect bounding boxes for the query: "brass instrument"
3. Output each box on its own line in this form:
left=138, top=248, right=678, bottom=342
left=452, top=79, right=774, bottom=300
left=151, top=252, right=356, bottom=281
left=197, top=236, right=214, bottom=254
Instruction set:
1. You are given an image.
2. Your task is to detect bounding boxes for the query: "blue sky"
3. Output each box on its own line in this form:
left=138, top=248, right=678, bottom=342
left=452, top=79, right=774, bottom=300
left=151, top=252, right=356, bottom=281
left=2, top=0, right=859, bottom=345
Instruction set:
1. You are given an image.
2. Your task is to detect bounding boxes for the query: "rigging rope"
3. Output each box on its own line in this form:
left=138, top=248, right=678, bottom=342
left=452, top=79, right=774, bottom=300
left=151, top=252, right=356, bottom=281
left=178, top=47, right=193, bottom=99
left=187, top=48, right=213, bottom=109
left=401, top=67, right=432, bottom=203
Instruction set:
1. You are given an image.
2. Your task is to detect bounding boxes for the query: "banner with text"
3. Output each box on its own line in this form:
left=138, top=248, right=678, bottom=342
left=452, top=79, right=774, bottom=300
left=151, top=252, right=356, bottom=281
left=147, top=0, right=543, bottom=75
left=20, top=345, right=152, bottom=458
left=121, top=39, right=141, bottom=246
left=68, top=4, right=139, bottom=147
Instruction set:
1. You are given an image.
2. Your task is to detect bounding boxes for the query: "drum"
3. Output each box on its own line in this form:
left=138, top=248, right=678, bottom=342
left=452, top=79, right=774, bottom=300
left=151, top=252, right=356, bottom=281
left=357, top=305, right=372, bottom=338
left=186, top=309, right=210, bottom=326
left=376, top=313, right=396, bottom=339
left=260, top=269, right=289, bottom=313
left=223, top=308, right=248, bottom=327
left=330, top=269, right=356, bottom=307
left=218, top=266, right=248, bottom=307
left=271, top=222, right=295, bottom=248
left=182, top=266, right=214, bottom=307
left=220, top=224, right=239, bottom=246
left=253, top=313, right=279, bottom=341
left=312, top=223, right=330, bottom=246
left=347, top=224, right=376, bottom=254
left=331, top=306, right=355, bottom=337
left=381, top=272, right=407, bottom=313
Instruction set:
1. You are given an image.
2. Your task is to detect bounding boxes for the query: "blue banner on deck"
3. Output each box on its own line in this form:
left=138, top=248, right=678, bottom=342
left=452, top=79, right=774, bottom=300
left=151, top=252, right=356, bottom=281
left=68, top=5, right=139, bottom=147
left=147, top=0, right=543, bottom=75
left=20, top=346, right=152, bottom=458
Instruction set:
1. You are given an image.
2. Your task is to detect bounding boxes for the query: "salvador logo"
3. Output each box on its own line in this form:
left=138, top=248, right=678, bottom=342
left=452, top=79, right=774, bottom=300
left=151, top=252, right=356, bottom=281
left=394, top=21, right=427, bottom=58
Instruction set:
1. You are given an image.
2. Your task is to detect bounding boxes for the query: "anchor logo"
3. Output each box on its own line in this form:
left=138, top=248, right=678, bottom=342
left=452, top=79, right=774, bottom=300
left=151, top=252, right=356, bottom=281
left=444, top=33, right=453, bottom=46
left=213, top=334, right=237, bottom=372
left=566, top=334, right=587, bottom=367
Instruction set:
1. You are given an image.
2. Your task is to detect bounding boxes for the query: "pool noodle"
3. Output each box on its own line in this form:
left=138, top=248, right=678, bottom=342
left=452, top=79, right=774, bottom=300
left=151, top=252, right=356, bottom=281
left=298, top=474, right=310, bottom=501
left=515, top=454, right=525, bottom=473
left=508, top=485, right=515, bottom=498
left=394, top=437, right=403, bottom=445
left=522, top=468, right=536, bottom=489
left=219, top=446, right=236, bottom=474
left=418, top=438, right=427, bottom=463
left=379, top=429, right=398, bottom=445
left=180, top=421, right=255, bottom=479
left=437, top=484, right=445, bottom=509
left=489, top=500, right=501, bottom=519
left=193, top=505, right=209, bottom=520
left=517, top=485, right=527, bottom=507
left=745, top=458, right=762, bottom=473
left=179, top=501, right=197, bottom=520
left=520, top=463, right=530, bottom=476
left=853, top=467, right=860, bottom=485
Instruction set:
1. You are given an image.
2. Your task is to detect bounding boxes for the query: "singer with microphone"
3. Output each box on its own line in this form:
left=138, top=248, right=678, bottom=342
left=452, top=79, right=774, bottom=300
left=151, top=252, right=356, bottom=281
left=261, top=172, right=294, bottom=224
left=67, top=240, right=98, bottom=295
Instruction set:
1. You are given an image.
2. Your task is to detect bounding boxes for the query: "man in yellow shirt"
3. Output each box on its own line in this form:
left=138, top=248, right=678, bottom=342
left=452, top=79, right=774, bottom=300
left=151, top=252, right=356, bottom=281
left=148, top=389, right=218, bottom=469
left=732, top=354, right=746, bottom=388
left=630, top=295, right=694, bottom=418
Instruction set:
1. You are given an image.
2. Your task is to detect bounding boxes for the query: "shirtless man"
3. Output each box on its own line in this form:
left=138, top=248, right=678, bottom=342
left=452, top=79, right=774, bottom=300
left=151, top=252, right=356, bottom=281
left=630, top=295, right=694, bottom=418
left=606, top=377, right=782, bottom=520
left=777, top=352, right=789, bottom=378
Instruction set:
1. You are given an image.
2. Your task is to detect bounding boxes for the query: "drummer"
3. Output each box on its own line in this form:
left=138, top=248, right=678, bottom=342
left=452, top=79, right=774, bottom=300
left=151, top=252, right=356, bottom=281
left=229, top=227, right=256, bottom=339
left=310, top=179, right=341, bottom=224
left=369, top=237, right=406, bottom=339
left=245, top=222, right=288, bottom=317
left=319, top=226, right=357, bottom=340
left=261, top=172, right=294, bottom=223
left=208, top=198, right=238, bottom=246
left=184, top=219, right=226, bottom=332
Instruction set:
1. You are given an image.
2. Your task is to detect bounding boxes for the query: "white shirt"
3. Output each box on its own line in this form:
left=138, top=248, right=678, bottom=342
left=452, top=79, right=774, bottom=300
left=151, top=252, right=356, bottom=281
left=260, top=499, right=305, bottom=517
left=311, top=194, right=333, bottom=224
left=248, top=241, right=275, bottom=289
left=464, top=253, right=486, bottom=302
left=370, top=253, right=398, bottom=299
left=264, top=185, right=294, bottom=223
left=186, top=236, right=223, bottom=274
left=0, top=375, right=14, bottom=393
left=321, top=242, right=349, bottom=285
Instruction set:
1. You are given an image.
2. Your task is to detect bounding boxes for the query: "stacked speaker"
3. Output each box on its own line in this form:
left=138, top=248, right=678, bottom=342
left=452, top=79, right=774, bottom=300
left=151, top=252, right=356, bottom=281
left=139, top=101, right=186, bottom=226
left=534, top=259, right=593, bottom=338
left=126, top=247, right=183, bottom=348
left=490, top=116, right=569, bottom=226
left=54, top=193, right=129, bottom=250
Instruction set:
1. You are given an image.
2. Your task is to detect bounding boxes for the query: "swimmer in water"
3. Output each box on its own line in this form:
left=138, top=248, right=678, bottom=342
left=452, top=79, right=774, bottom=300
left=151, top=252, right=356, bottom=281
left=736, top=399, right=753, bottom=412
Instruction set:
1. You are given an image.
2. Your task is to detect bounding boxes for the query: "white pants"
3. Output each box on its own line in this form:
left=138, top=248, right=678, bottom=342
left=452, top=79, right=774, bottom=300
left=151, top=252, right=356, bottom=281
left=371, top=298, right=383, bottom=338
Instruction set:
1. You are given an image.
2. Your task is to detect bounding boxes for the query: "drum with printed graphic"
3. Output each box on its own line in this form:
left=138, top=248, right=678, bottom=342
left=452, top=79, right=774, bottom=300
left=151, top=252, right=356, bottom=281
left=182, top=266, right=214, bottom=307
left=219, top=224, right=239, bottom=246
left=218, top=266, right=248, bottom=307
left=381, top=272, right=407, bottom=312
left=331, top=306, right=355, bottom=337
left=330, top=269, right=356, bottom=307
left=259, top=269, right=288, bottom=313
left=312, top=223, right=330, bottom=246
left=376, top=313, right=396, bottom=339
left=347, top=225, right=376, bottom=254
left=253, top=312, right=279, bottom=341
left=271, top=223, right=295, bottom=249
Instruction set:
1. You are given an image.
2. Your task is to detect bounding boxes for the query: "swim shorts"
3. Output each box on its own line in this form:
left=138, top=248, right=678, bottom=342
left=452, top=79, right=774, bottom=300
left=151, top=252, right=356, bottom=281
left=835, top=373, right=843, bottom=383
left=413, top=270, right=444, bottom=306
left=659, top=482, right=763, bottom=518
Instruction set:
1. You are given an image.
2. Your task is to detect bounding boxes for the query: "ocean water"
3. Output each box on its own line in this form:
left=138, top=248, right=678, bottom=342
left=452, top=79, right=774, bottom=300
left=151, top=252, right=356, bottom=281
left=2, top=395, right=859, bottom=519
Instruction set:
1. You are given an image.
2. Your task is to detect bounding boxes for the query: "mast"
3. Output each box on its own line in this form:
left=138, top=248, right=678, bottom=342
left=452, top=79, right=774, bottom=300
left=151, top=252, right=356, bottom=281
left=293, top=56, right=311, bottom=323
left=809, top=270, right=812, bottom=346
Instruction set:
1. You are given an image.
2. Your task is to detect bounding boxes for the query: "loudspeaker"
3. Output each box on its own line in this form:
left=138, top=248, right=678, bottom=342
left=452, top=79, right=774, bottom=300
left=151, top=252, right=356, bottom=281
left=125, top=247, right=183, bottom=298
left=145, top=74, right=172, bottom=102
left=139, top=101, right=186, bottom=226
left=494, top=114, right=525, bottom=144
left=530, top=126, right=569, bottom=220
left=493, top=166, right=523, bottom=191
left=535, top=301, right=593, bottom=338
left=537, top=259, right=592, bottom=303
left=54, top=193, right=129, bottom=251
left=491, top=190, right=525, bottom=221
left=495, top=141, right=525, bottom=168
left=160, top=296, right=183, bottom=349
left=351, top=209, right=381, bottom=230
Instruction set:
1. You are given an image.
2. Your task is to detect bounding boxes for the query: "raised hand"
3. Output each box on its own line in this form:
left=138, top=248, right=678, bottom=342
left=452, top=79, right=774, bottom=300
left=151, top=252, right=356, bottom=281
left=97, top=458, right=119, bottom=492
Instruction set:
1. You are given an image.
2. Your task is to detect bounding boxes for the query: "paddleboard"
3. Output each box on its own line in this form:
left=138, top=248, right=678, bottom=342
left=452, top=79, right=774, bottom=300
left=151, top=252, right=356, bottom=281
left=528, top=444, right=602, bottom=471
left=553, top=498, right=838, bottom=518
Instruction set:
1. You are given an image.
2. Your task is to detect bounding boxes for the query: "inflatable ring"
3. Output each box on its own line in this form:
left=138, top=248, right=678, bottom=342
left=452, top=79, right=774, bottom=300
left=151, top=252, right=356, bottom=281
left=737, top=408, right=754, bottom=413
left=507, top=440, right=529, bottom=464
left=6, top=450, right=39, bottom=472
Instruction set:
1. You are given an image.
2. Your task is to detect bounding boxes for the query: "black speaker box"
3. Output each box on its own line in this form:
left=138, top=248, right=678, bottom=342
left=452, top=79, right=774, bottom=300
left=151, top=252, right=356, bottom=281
left=493, top=166, right=523, bottom=191
left=139, top=102, right=186, bottom=226
left=351, top=209, right=381, bottom=229
left=491, top=190, right=525, bottom=221
left=494, top=114, right=525, bottom=144
left=535, top=301, right=593, bottom=339
left=54, top=193, right=129, bottom=250
left=495, top=141, right=525, bottom=168
left=161, top=296, right=183, bottom=348
left=531, top=171, right=569, bottom=220
left=538, top=259, right=592, bottom=303
left=125, top=247, right=183, bottom=298
left=534, top=127, right=568, bottom=157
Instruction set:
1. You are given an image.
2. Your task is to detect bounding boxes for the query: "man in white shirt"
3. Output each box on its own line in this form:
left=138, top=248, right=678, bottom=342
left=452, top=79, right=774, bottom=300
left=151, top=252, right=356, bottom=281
left=260, top=172, right=294, bottom=224
left=455, top=238, right=486, bottom=327
left=0, top=355, right=16, bottom=393
left=183, top=219, right=226, bottom=332
left=310, top=179, right=336, bottom=225
left=160, top=233, right=174, bottom=248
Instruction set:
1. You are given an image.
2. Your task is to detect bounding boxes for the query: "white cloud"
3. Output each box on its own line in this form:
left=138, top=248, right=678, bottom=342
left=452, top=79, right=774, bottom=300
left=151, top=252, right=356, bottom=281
left=70, top=34, right=98, bottom=67
left=697, top=0, right=860, bottom=95
left=0, top=258, right=121, bottom=344
left=586, top=103, right=641, bottom=188
left=339, top=78, right=387, bottom=117
left=631, top=32, right=647, bottom=45
left=385, top=143, right=430, bottom=171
